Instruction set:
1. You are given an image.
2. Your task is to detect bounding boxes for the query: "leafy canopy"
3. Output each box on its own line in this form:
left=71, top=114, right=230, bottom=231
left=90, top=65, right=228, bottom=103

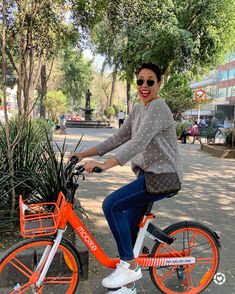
left=74, top=0, right=235, bottom=81
left=160, top=74, right=195, bottom=114
left=61, top=45, right=93, bottom=109
left=45, top=91, right=67, bottom=122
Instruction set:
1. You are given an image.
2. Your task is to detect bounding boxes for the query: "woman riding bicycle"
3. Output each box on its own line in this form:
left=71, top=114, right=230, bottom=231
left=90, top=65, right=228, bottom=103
left=71, top=63, right=181, bottom=294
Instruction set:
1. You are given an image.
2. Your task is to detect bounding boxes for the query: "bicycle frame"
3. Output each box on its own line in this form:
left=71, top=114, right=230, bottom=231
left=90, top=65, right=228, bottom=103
left=58, top=192, right=195, bottom=269
left=33, top=191, right=196, bottom=288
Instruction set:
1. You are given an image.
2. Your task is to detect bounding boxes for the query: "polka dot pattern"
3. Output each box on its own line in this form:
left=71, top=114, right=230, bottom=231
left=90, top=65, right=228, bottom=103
left=95, top=99, right=181, bottom=179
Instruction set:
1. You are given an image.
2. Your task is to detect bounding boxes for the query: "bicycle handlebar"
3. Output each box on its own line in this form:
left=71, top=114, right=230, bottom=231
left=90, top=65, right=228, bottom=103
left=93, top=167, right=103, bottom=173
left=73, top=165, right=103, bottom=174
left=64, top=157, right=103, bottom=203
left=64, top=156, right=103, bottom=180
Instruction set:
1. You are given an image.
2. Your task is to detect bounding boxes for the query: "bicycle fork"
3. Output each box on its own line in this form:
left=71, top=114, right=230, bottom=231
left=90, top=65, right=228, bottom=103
left=32, top=228, right=65, bottom=290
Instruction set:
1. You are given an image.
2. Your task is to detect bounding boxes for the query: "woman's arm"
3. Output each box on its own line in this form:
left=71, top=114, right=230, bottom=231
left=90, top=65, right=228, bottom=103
left=70, top=109, right=133, bottom=161
left=95, top=109, right=133, bottom=157
left=71, top=147, right=98, bottom=161
left=83, top=156, right=120, bottom=173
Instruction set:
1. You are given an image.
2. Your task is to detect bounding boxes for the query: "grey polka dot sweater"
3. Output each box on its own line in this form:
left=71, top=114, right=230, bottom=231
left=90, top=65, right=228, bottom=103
left=95, top=99, right=181, bottom=180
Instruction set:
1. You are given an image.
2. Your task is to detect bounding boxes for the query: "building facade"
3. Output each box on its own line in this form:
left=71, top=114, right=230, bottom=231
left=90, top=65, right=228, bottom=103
left=0, top=86, right=17, bottom=121
left=184, top=53, right=235, bottom=123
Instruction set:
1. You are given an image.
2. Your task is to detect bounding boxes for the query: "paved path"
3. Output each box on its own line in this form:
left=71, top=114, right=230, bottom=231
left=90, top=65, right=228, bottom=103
left=53, top=128, right=235, bottom=294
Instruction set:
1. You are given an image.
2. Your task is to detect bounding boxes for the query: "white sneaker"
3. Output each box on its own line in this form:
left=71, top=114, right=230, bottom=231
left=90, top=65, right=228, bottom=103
left=107, top=284, right=137, bottom=294
left=102, top=260, right=142, bottom=288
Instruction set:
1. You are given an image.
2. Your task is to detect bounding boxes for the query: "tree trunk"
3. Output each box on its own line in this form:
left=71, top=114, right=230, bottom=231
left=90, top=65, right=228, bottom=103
left=2, top=0, right=17, bottom=222
left=39, top=64, right=47, bottom=118
left=126, top=79, right=131, bottom=114
left=109, top=70, right=117, bottom=107
left=162, top=66, right=170, bottom=86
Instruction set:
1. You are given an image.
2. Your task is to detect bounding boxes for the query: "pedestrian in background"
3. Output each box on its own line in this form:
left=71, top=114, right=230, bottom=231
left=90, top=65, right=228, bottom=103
left=118, top=110, right=125, bottom=128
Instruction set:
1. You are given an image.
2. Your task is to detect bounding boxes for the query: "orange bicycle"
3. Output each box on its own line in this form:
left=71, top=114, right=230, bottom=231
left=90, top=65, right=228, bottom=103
left=0, top=158, right=220, bottom=293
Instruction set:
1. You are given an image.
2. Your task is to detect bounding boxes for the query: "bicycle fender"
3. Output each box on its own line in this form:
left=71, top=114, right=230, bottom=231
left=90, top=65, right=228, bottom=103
left=62, top=237, right=85, bottom=278
left=162, top=221, right=221, bottom=249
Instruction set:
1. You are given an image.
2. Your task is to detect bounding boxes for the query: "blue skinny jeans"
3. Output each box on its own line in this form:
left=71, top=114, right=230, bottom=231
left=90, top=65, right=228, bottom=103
left=102, top=172, right=167, bottom=261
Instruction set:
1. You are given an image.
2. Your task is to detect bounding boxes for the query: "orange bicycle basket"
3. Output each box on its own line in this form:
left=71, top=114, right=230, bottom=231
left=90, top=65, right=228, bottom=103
left=20, top=192, right=66, bottom=238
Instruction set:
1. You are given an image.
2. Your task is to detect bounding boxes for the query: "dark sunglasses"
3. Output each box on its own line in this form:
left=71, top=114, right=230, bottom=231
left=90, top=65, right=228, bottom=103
left=136, top=79, right=155, bottom=87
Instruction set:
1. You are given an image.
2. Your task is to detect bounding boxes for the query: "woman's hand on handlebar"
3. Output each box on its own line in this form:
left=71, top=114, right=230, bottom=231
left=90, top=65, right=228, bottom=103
left=84, top=160, right=106, bottom=173
left=70, top=147, right=99, bottom=162
left=69, top=152, right=83, bottom=162
left=84, top=156, right=120, bottom=173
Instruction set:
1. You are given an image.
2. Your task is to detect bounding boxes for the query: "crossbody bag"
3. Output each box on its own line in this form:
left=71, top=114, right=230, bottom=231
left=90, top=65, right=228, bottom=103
left=145, top=172, right=181, bottom=195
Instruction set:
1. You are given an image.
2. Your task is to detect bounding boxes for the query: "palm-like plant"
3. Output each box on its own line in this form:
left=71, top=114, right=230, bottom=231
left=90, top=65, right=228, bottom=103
left=0, top=118, right=82, bottom=231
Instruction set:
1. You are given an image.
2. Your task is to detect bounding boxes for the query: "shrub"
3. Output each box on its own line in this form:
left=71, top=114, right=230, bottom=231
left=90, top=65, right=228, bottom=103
left=175, top=121, right=191, bottom=137
left=104, top=107, right=115, bottom=118
left=225, top=128, right=235, bottom=146
left=0, top=118, right=82, bottom=231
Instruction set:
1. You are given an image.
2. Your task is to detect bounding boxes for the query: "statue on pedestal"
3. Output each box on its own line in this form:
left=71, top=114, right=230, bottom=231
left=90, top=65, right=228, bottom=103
left=85, top=89, right=93, bottom=120
left=85, top=89, right=92, bottom=109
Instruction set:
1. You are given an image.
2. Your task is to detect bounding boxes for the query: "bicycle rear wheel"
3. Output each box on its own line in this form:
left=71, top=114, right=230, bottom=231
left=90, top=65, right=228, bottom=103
left=0, top=237, right=81, bottom=293
left=149, top=221, right=220, bottom=293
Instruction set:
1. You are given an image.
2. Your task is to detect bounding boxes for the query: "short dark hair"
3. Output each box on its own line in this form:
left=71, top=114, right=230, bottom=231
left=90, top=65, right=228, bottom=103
left=136, top=63, right=161, bottom=82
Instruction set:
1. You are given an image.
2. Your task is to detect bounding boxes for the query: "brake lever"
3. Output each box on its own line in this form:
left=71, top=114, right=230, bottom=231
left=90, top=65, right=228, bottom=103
left=73, top=165, right=85, bottom=180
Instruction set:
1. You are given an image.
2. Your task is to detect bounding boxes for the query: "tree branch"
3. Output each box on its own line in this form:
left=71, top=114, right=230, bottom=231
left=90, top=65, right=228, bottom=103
left=6, top=48, right=19, bottom=75
left=46, top=57, right=55, bottom=83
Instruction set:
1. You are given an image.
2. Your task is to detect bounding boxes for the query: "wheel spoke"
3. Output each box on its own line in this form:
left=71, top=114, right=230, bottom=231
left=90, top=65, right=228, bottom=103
left=196, top=257, right=214, bottom=264
left=185, top=268, right=195, bottom=290
left=45, top=276, right=73, bottom=284
left=159, top=267, right=177, bottom=283
left=0, top=239, right=79, bottom=292
left=9, top=282, right=31, bottom=293
left=10, top=257, right=34, bottom=278
left=161, top=243, right=183, bottom=258
left=187, top=232, right=197, bottom=253
left=151, top=223, right=219, bottom=294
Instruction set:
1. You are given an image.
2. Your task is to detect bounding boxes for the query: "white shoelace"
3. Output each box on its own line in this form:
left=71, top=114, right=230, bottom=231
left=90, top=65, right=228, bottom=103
left=109, top=263, right=128, bottom=279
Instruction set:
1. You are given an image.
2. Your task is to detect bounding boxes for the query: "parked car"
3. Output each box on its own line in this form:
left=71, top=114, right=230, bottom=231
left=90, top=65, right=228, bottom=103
left=69, top=115, right=85, bottom=121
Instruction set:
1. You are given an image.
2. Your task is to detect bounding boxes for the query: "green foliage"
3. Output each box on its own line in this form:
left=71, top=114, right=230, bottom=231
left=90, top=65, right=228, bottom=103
left=200, top=126, right=218, bottom=139
left=0, top=117, right=83, bottom=230
left=0, top=55, right=16, bottom=88
left=214, top=111, right=225, bottom=120
left=175, top=121, right=191, bottom=137
left=6, top=1, right=74, bottom=61
left=61, top=46, right=93, bottom=109
left=3, top=0, right=79, bottom=116
left=77, top=0, right=235, bottom=82
left=104, top=106, right=115, bottom=118
left=45, top=91, right=67, bottom=122
left=0, top=118, right=53, bottom=227
left=225, top=128, right=235, bottom=146
left=160, top=74, right=196, bottom=113
left=71, top=0, right=108, bottom=33
left=112, top=104, right=119, bottom=114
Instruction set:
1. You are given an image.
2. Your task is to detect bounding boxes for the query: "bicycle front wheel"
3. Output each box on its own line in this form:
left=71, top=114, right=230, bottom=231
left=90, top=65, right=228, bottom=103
left=150, top=221, right=220, bottom=294
left=0, top=237, right=81, bottom=293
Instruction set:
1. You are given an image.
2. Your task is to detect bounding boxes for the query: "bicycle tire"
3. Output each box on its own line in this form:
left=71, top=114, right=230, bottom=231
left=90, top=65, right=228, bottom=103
left=0, top=237, right=81, bottom=293
left=149, top=221, right=220, bottom=294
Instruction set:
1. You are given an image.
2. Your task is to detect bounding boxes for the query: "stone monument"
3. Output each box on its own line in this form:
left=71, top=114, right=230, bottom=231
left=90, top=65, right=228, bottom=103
left=66, top=89, right=111, bottom=128
left=84, top=89, right=93, bottom=121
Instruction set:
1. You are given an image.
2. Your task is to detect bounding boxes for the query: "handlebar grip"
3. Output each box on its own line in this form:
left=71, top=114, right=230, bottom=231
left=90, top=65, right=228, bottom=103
left=93, top=167, right=103, bottom=173
left=70, top=156, right=79, bottom=163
